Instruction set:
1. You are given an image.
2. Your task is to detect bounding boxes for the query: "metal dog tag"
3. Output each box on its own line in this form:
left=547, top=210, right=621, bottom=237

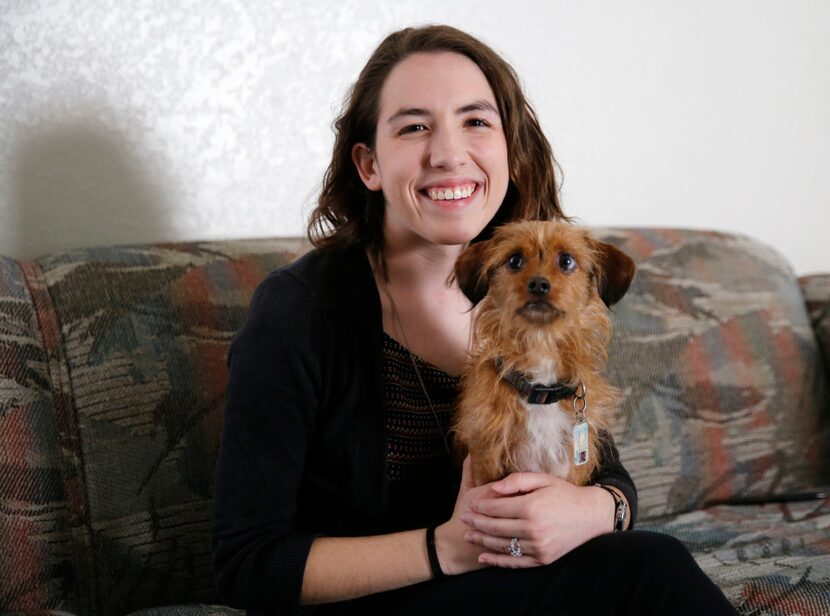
left=573, top=421, right=589, bottom=466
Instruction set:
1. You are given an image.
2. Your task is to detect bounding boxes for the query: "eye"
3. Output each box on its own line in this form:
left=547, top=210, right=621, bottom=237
left=465, top=118, right=490, bottom=128
left=399, top=124, right=427, bottom=135
left=558, top=252, right=577, bottom=273
left=507, top=252, right=524, bottom=271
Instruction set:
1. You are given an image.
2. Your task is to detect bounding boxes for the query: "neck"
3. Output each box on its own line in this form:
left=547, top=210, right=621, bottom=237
left=376, top=240, right=466, bottom=295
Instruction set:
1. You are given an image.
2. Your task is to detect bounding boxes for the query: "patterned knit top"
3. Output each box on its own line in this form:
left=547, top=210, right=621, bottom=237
left=382, top=333, right=459, bottom=484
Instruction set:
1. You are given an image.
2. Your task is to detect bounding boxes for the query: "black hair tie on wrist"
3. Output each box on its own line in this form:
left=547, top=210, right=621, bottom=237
left=426, top=525, right=445, bottom=579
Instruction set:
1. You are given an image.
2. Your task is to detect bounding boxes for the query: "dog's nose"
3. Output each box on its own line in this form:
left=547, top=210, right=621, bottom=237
left=528, top=277, right=550, bottom=296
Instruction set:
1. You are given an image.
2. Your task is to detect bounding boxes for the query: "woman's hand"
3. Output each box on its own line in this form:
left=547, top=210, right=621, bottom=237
left=460, top=472, right=615, bottom=568
left=433, top=457, right=502, bottom=575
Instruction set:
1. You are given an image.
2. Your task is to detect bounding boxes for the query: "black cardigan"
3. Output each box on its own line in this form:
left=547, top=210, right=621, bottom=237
left=212, top=244, right=638, bottom=615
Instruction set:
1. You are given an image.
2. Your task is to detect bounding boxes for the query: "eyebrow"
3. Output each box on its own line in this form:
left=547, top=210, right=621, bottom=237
left=386, top=99, right=499, bottom=124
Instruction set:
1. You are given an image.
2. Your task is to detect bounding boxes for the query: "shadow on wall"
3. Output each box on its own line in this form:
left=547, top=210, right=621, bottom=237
left=8, top=118, right=174, bottom=260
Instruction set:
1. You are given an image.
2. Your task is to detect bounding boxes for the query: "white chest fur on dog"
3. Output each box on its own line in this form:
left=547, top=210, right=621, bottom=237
left=515, top=401, right=573, bottom=478
left=513, top=360, right=574, bottom=479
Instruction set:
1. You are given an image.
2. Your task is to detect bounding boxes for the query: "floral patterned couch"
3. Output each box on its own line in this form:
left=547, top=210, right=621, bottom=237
left=1, top=229, right=829, bottom=615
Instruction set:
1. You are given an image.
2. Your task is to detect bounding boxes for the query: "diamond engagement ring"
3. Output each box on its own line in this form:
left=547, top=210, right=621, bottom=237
left=509, top=537, right=523, bottom=557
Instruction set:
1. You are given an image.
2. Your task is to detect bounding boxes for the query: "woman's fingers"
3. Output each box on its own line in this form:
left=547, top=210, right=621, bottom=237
left=459, top=472, right=576, bottom=569
left=461, top=510, right=524, bottom=538
left=490, top=471, right=557, bottom=495
left=478, top=552, right=538, bottom=569
left=469, top=492, right=532, bottom=519
left=466, top=529, right=533, bottom=555
left=466, top=530, right=540, bottom=568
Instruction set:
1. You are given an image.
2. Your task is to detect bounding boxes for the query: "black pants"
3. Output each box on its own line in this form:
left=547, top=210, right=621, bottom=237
left=317, top=530, right=737, bottom=615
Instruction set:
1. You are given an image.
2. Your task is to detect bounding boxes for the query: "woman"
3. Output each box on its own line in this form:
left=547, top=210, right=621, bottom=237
left=212, top=25, right=736, bottom=615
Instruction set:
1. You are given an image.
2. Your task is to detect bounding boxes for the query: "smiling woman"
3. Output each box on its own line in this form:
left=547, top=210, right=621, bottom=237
left=212, top=24, right=737, bottom=616
left=306, top=25, right=566, bottom=273
left=351, top=52, right=509, bottom=250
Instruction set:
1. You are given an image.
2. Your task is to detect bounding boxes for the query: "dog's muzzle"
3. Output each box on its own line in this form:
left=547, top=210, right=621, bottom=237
left=518, top=300, right=562, bottom=322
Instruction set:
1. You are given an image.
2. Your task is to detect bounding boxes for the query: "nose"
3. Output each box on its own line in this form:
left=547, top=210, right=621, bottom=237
left=428, top=127, right=465, bottom=170
left=528, top=277, right=550, bottom=296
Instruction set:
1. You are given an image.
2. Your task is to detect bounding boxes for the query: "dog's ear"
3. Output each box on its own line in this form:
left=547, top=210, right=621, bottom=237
left=592, top=240, right=636, bottom=306
left=455, top=240, right=492, bottom=305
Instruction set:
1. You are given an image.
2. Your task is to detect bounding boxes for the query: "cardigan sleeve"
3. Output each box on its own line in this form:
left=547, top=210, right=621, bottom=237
left=212, top=271, right=322, bottom=614
left=590, top=430, right=638, bottom=528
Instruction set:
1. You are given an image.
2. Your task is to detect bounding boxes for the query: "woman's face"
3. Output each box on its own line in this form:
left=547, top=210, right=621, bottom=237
left=353, top=52, right=509, bottom=250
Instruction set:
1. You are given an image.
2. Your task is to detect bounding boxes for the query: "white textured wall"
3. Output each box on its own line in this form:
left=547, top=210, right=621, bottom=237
left=1, top=1, right=828, bottom=274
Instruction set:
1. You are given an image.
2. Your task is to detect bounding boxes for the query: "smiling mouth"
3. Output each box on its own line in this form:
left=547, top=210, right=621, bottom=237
left=421, top=183, right=478, bottom=202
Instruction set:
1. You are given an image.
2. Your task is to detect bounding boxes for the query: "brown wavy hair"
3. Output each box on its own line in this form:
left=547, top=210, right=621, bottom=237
left=307, top=25, right=567, bottom=258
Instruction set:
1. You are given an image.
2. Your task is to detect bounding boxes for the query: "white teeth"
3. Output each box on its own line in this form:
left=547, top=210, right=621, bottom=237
left=427, top=185, right=475, bottom=200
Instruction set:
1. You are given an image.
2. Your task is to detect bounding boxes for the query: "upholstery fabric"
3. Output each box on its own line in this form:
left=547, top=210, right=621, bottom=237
left=0, top=256, right=80, bottom=613
left=800, top=274, right=830, bottom=383
left=126, top=605, right=244, bottom=616
left=597, top=228, right=830, bottom=519
left=640, top=499, right=830, bottom=616
left=2, top=240, right=308, bottom=615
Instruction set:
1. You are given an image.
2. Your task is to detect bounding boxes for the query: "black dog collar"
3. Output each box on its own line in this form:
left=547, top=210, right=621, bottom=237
left=494, top=357, right=577, bottom=405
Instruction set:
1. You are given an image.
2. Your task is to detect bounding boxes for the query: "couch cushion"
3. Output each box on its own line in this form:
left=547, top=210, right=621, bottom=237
left=639, top=499, right=830, bottom=615
left=0, top=256, right=82, bottom=613
left=32, top=239, right=308, bottom=615
left=597, top=228, right=830, bottom=519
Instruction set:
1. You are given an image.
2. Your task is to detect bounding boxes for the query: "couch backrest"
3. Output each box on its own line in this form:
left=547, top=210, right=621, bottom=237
left=1, top=240, right=308, bottom=615
left=598, top=228, right=830, bottom=520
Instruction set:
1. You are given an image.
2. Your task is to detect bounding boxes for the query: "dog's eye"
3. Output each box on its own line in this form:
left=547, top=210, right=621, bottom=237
left=559, top=252, right=577, bottom=273
left=507, top=252, right=524, bottom=271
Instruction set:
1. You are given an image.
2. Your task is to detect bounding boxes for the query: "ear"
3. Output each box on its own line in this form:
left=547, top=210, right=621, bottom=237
left=454, top=241, right=493, bottom=305
left=592, top=240, right=636, bottom=306
left=351, top=143, right=382, bottom=191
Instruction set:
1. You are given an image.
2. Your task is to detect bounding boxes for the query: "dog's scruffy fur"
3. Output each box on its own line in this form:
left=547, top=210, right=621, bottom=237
left=453, top=220, right=635, bottom=486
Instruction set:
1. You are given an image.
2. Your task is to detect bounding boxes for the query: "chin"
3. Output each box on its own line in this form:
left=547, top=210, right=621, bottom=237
left=424, top=220, right=492, bottom=247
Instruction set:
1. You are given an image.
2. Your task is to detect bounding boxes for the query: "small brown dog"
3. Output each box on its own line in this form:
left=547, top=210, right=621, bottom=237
left=453, top=220, right=635, bottom=486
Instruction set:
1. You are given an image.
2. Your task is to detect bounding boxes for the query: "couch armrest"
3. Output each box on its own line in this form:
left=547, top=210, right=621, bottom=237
left=800, top=273, right=830, bottom=376
left=0, top=257, right=84, bottom=613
